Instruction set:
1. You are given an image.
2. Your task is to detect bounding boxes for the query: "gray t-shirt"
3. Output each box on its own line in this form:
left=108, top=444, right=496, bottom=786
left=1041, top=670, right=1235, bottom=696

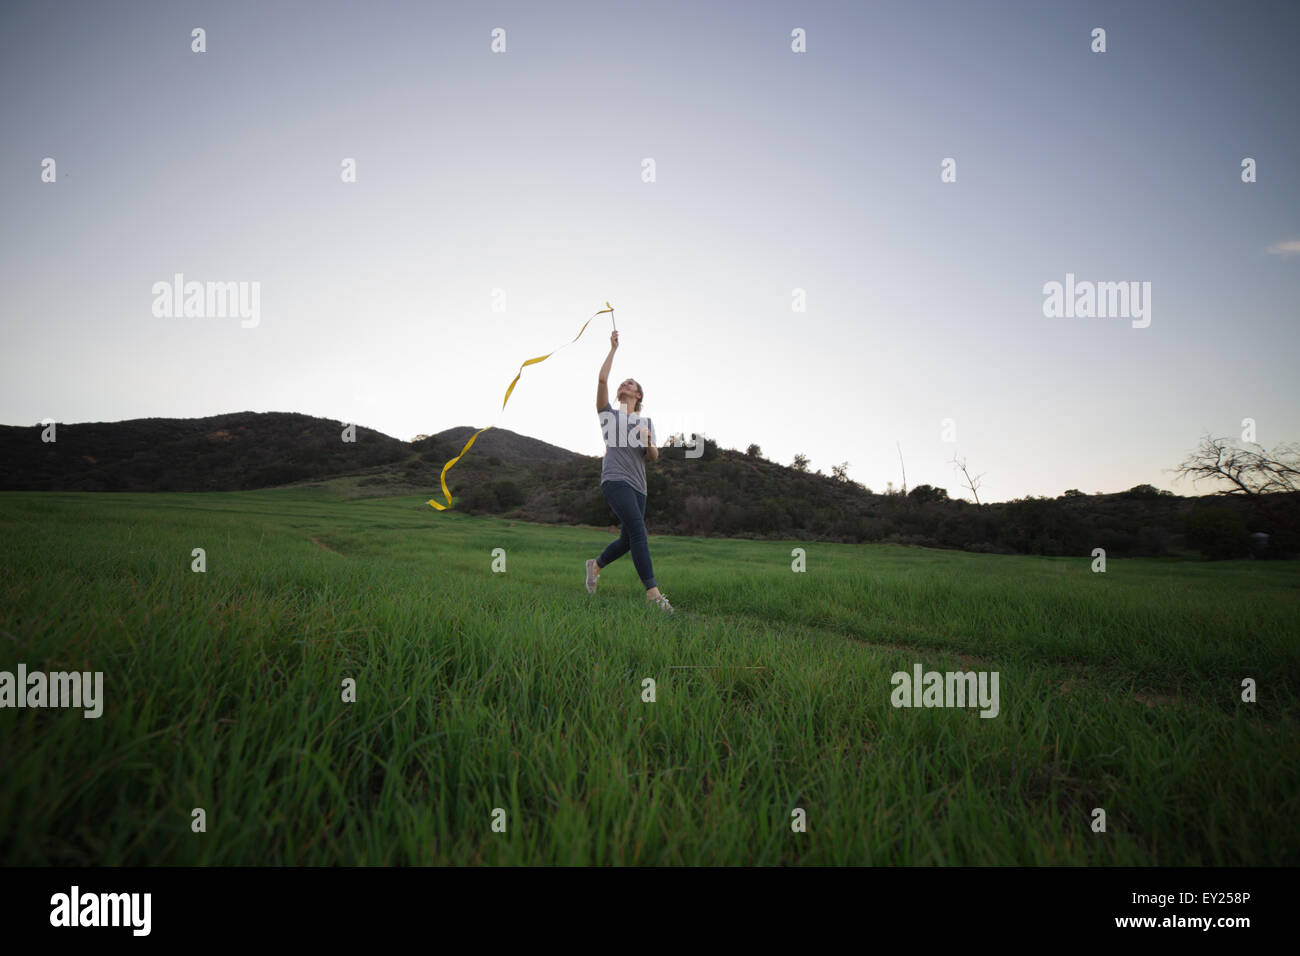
left=598, top=402, right=655, bottom=495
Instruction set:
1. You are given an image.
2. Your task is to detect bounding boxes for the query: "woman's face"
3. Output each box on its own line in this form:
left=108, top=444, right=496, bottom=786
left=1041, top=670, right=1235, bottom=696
left=616, top=378, right=642, bottom=407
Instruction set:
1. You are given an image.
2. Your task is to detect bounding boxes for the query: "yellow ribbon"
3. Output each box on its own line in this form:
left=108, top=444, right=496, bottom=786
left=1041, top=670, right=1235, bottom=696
left=428, top=302, right=614, bottom=511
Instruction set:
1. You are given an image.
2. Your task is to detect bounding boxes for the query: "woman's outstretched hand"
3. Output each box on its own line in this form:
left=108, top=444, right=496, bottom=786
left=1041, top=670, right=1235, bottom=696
left=610, top=330, right=619, bottom=351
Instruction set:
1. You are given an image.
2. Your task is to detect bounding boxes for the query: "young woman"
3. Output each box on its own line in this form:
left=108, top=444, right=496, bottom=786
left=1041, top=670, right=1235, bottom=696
left=585, top=330, right=673, bottom=612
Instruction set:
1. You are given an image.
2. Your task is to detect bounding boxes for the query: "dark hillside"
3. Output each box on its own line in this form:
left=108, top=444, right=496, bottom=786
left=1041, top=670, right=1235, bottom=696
left=0, top=412, right=408, bottom=491
left=3, top=412, right=1294, bottom=559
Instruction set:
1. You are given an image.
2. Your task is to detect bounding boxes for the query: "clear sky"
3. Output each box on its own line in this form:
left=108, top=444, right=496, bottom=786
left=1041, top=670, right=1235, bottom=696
left=2, top=0, right=1297, bottom=501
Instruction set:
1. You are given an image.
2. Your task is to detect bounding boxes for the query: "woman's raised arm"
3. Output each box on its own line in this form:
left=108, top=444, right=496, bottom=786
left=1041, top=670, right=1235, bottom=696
left=596, top=330, right=618, bottom=410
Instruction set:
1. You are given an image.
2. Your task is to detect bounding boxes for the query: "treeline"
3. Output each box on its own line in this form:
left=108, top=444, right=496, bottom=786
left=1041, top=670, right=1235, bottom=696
left=448, top=440, right=1298, bottom=560
left=5, top=411, right=1293, bottom=559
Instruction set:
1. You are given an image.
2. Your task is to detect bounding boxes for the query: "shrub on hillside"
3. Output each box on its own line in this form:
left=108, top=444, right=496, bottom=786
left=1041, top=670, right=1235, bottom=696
left=684, top=494, right=722, bottom=535
left=492, top=479, right=525, bottom=509
left=1183, top=507, right=1248, bottom=560
left=578, top=489, right=614, bottom=527
left=909, top=484, right=948, bottom=504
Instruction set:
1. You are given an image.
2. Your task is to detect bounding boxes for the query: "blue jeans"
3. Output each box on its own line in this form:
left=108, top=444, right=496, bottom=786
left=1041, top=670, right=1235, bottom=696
left=596, top=480, right=657, bottom=589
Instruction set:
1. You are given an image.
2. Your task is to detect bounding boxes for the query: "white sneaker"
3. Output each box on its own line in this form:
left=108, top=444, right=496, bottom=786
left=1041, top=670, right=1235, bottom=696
left=585, top=559, right=600, bottom=594
left=647, top=592, right=674, bottom=613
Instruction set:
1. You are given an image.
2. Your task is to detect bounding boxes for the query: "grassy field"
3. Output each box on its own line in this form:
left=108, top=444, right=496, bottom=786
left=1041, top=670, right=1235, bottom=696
left=0, top=487, right=1297, bottom=865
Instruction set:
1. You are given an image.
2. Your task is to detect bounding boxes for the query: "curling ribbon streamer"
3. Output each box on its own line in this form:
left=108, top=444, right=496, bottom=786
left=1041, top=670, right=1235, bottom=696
left=428, top=302, right=614, bottom=511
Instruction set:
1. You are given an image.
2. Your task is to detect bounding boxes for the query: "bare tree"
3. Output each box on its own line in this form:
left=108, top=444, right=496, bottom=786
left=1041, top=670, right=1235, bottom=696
left=950, top=454, right=985, bottom=506
left=792, top=453, right=810, bottom=472
left=1174, top=434, right=1300, bottom=496
left=1174, top=434, right=1300, bottom=532
left=832, top=461, right=850, bottom=482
